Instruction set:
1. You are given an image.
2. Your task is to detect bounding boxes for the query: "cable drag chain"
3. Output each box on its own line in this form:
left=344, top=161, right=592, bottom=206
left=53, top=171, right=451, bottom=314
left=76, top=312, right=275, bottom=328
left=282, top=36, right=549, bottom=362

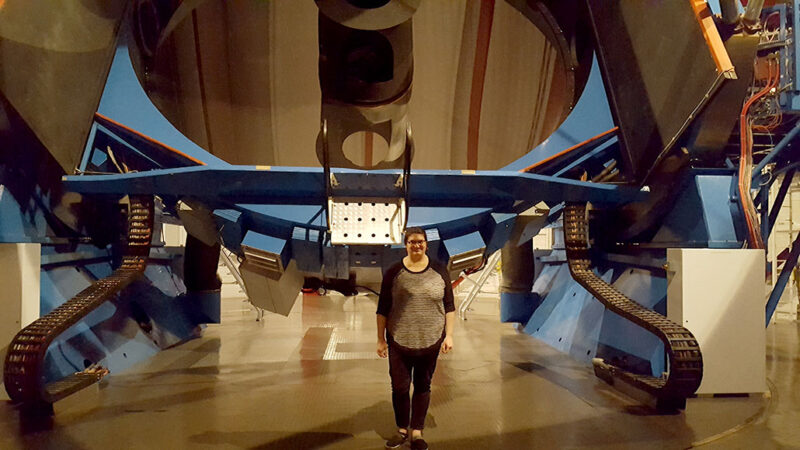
left=563, top=202, right=703, bottom=409
left=3, top=196, right=154, bottom=406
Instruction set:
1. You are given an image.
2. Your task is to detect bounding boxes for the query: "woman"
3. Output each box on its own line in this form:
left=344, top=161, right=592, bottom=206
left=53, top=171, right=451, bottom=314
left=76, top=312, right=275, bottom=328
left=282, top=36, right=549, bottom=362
left=376, top=227, right=455, bottom=450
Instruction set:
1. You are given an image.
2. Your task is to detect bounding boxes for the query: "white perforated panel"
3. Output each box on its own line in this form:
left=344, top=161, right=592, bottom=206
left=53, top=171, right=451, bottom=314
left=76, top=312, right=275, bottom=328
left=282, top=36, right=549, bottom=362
left=328, top=197, right=405, bottom=245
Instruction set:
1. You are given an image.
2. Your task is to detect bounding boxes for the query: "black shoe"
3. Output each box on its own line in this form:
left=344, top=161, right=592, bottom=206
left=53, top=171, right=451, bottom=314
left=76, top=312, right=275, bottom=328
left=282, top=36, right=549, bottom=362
left=385, top=431, right=408, bottom=449
left=410, top=438, right=428, bottom=450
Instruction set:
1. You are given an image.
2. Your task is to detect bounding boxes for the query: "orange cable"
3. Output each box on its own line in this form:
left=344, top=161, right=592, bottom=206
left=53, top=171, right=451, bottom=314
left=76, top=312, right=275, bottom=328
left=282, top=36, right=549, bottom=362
left=739, top=58, right=777, bottom=249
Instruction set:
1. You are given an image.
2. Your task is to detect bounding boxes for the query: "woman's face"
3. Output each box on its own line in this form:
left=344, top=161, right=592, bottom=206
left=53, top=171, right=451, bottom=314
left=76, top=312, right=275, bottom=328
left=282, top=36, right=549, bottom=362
left=405, top=233, right=427, bottom=258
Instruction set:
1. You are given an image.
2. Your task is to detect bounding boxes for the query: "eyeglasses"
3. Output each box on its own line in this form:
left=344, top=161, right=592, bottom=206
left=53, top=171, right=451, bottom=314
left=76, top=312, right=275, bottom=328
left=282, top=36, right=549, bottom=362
left=406, top=240, right=426, bottom=246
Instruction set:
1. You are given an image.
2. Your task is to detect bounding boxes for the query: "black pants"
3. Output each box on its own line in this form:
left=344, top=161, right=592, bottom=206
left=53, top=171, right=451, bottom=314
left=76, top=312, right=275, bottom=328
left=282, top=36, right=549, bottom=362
left=388, top=339, right=441, bottom=430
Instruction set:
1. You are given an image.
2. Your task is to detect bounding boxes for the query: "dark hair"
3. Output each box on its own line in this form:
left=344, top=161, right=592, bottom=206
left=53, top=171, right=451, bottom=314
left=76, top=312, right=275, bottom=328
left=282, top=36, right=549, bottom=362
left=404, top=226, right=427, bottom=244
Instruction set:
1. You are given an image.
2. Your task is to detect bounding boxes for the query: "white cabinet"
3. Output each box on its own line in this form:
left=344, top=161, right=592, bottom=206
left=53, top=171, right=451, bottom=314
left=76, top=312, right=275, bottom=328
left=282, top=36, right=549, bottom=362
left=0, top=244, right=40, bottom=351
left=666, top=248, right=766, bottom=395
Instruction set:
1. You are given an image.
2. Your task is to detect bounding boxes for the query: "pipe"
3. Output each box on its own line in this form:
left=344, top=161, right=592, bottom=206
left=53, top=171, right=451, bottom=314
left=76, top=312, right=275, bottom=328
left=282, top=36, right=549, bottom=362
left=719, top=0, right=740, bottom=24
left=743, top=0, right=765, bottom=24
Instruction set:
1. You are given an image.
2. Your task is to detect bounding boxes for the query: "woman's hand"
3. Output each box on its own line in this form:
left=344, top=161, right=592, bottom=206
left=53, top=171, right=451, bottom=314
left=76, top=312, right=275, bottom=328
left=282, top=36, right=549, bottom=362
left=377, top=339, right=388, bottom=358
left=441, top=335, right=453, bottom=354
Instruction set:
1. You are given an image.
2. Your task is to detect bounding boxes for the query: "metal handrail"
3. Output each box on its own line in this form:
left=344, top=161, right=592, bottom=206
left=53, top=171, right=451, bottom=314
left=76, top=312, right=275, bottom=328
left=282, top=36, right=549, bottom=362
left=458, top=251, right=501, bottom=320
left=219, top=248, right=248, bottom=297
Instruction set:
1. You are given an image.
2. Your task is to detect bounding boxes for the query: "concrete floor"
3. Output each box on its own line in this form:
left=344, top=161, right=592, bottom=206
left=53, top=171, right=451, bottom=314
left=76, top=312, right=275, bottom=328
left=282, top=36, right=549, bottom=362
left=0, top=288, right=798, bottom=449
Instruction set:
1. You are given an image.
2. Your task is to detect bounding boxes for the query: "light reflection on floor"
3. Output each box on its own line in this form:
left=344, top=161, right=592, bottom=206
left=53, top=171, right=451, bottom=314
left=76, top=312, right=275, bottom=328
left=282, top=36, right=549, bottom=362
left=1, top=288, right=797, bottom=449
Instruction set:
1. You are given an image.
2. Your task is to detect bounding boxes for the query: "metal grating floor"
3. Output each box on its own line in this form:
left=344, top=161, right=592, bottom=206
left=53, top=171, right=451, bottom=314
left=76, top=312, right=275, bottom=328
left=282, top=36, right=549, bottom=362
left=1, top=288, right=798, bottom=449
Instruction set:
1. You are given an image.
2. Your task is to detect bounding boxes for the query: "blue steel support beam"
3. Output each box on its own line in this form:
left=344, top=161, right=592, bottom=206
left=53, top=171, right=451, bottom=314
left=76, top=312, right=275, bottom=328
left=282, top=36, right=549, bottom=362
left=752, top=120, right=800, bottom=183
left=768, top=169, right=796, bottom=238
left=64, top=166, right=646, bottom=208
left=775, top=161, right=800, bottom=178
left=86, top=120, right=205, bottom=171
left=551, top=137, right=618, bottom=178
left=79, top=123, right=99, bottom=172
left=766, top=230, right=800, bottom=326
left=92, top=124, right=162, bottom=168
left=760, top=179, right=770, bottom=249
